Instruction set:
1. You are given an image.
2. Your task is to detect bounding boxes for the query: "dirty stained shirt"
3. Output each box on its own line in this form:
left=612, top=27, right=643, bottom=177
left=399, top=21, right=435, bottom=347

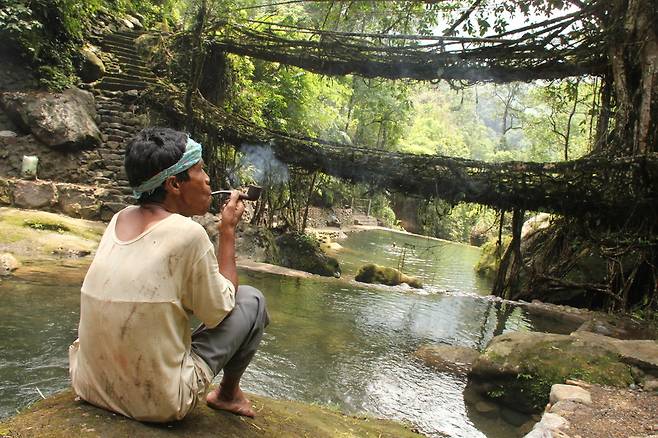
left=69, top=209, right=235, bottom=422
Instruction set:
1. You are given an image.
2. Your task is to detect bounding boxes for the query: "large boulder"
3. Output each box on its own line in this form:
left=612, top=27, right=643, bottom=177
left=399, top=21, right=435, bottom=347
left=78, top=47, right=105, bottom=83
left=520, top=213, right=552, bottom=241
left=467, top=331, right=658, bottom=413
left=0, top=207, right=105, bottom=262
left=355, top=263, right=422, bottom=288
left=0, top=88, right=101, bottom=150
left=271, top=231, right=341, bottom=277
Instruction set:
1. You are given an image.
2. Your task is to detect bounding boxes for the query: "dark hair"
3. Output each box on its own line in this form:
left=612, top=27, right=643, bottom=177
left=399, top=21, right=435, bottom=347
left=124, top=127, right=191, bottom=204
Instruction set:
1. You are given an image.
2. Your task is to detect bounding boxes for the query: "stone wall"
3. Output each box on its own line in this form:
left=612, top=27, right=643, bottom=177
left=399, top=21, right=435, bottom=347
left=0, top=87, right=148, bottom=221
left=0, top=59, right=153, bottom=221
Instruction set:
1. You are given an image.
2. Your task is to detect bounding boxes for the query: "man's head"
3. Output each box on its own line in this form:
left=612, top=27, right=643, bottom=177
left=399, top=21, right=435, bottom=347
left=125, top=127, right=211, bottom=215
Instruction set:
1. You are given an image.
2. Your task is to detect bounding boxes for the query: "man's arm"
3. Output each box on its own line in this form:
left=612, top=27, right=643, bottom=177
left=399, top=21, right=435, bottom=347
left=217, top=190, right=244, bottom=290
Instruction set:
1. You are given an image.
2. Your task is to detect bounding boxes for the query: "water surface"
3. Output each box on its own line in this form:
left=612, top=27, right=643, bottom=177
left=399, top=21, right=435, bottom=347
left=0, top=230, right=579, bottom=437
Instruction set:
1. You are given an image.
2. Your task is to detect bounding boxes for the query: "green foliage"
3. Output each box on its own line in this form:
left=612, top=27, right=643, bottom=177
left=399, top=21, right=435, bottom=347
left=368, top=193, right=398, bottom=228
left=310, top=175, right=354, bottom=208
left=0, top=0, right=110, bottom=88
left=249, top=62, right=351, bottom=139
left=348, top=78, right=413, bottom=150
left=398, top=86, right=496, bottom=159
left=23, top=218, right=70, bottom=233
left=0, top=0, right=176, bottom=89
left=0, top=3, right=43, bottom=51
left=523, top=79, right=596, bottom=161
left=416, top=199, right=498, bottom=244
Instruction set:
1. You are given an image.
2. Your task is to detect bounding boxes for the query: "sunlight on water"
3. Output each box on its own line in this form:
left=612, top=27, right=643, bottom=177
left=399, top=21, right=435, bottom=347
left=0, top=230, right=580, bottom=437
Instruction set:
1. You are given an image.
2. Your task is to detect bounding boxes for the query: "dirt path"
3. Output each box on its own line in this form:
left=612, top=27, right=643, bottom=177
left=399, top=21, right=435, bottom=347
left=555, top=385, right=658, bottom=438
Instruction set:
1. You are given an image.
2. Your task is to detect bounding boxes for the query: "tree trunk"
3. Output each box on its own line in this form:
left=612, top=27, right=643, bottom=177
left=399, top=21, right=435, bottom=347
left=199, top=46, right=230, bottom=107
left=184, top=0, right=208, bottom=134
left=604, top=0, right=657, bottom=156
left=301, top=171, right=317, bottom=232
left=492, top=208, right=524, bottom=300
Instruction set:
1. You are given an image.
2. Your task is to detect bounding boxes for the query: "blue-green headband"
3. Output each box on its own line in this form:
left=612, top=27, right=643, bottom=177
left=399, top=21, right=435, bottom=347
left=132, top=137, right=203, bottom=199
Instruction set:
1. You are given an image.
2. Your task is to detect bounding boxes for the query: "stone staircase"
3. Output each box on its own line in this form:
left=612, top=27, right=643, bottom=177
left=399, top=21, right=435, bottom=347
left=97, top=30, right=158, bottom=92
left=352, top=214, right=378, bottom=226
left=85, top=29, right=160, bottom=218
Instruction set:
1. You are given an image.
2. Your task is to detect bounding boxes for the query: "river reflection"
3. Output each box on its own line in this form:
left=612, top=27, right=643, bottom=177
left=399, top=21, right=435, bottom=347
left=0, top=230, right=579, bottom=437
left=240, top=272, right=541, bottom=438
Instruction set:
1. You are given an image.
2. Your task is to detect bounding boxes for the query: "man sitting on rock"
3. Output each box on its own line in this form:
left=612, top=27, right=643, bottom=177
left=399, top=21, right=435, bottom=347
left=68, top=127, right=269, bottom=422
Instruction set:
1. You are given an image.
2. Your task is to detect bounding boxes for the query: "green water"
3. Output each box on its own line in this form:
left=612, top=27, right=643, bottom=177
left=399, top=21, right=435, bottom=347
left=0, top=230, right=579, bottom=437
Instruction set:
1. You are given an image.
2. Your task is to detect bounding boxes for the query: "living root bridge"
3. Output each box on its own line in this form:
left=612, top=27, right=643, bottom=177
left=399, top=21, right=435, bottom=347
left=207, top=10, right=608, bottom=84
left=145, top=86, right=658, bottom=223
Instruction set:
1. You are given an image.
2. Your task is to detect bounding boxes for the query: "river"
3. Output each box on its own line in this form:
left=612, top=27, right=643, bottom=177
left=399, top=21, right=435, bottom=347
left=0, top=229, right=578, bottom=437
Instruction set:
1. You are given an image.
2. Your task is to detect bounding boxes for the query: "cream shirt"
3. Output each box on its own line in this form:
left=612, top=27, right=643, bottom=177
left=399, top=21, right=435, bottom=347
left=69, top=208, right=235, bottom=422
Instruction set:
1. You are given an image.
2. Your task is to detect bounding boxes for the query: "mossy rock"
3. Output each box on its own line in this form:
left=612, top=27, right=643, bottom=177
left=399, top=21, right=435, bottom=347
left=0, top=207, right=105, bottom=260
left=468, top=331, right=636, bottom=413
left=271, top=232, right=341, bottom=278
left=355, top=263, right=423, bottom=289
left=0, top=389, right=421, bottom=438
left=474, top=236, right=510, bottom=279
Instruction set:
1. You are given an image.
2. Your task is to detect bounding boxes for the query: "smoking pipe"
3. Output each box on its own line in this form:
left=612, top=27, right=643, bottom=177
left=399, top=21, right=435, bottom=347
left=211, top=184, right=262, bottom=201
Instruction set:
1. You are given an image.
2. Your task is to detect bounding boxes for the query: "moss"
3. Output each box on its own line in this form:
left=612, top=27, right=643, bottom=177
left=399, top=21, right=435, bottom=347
left=23, top=218, right=70, bottom=233
left=0, top=207, right=105, bottom=258
left=475, top=236, right=511, bottom=279
left=271, top=231, right=341, bottom=277
left=355, top=263, right=423, bottom=289
left=1, top=209, right=104, bottom=241
left=482, top=339, right=634, bottom=412
left=0, top=390, right=421, bottom=438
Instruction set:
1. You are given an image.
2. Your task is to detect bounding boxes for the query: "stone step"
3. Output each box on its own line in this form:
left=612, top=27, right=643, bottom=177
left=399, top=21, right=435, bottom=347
left=103, top=72, right=156, bottom=83
left=111, top=55, right=148, bottom=69
left=102, top=47, right=139, bottom=59
left=103, top=32, right=141, bottom=41
left=97, top=80, right=150, bottom=92
left=101, top=38, right=136, bottom=52
left=114, top=29, right=148, bottom=38
left=102, top=34, right=137, bottom=46
left=104, top=127, right=137, bottom=138
left=352, top=214, right=378, bottom=226
left=115, top=64, right=154, bottom=77
left=102, top=45, right=140, bottom=60
left=110, top=52, right=145, bottom=64
left=99, top=114, right=139, bottom=125
left=96, top=102, right=124, bottom=110
left=97, top=109, right=121, bottom=116
left=100, top=74, right=154, bottom=85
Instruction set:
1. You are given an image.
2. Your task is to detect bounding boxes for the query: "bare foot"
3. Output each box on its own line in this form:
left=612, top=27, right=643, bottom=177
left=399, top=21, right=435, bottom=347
left=206, top=387, right=256, bottom=418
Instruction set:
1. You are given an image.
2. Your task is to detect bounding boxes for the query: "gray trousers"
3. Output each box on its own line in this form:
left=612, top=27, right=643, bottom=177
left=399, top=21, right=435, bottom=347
left=191, top=285, right=269, bottom=376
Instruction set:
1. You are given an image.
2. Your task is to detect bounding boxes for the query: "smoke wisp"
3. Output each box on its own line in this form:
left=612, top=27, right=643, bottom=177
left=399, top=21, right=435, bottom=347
left=240, top=144, right=289, bottom=186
